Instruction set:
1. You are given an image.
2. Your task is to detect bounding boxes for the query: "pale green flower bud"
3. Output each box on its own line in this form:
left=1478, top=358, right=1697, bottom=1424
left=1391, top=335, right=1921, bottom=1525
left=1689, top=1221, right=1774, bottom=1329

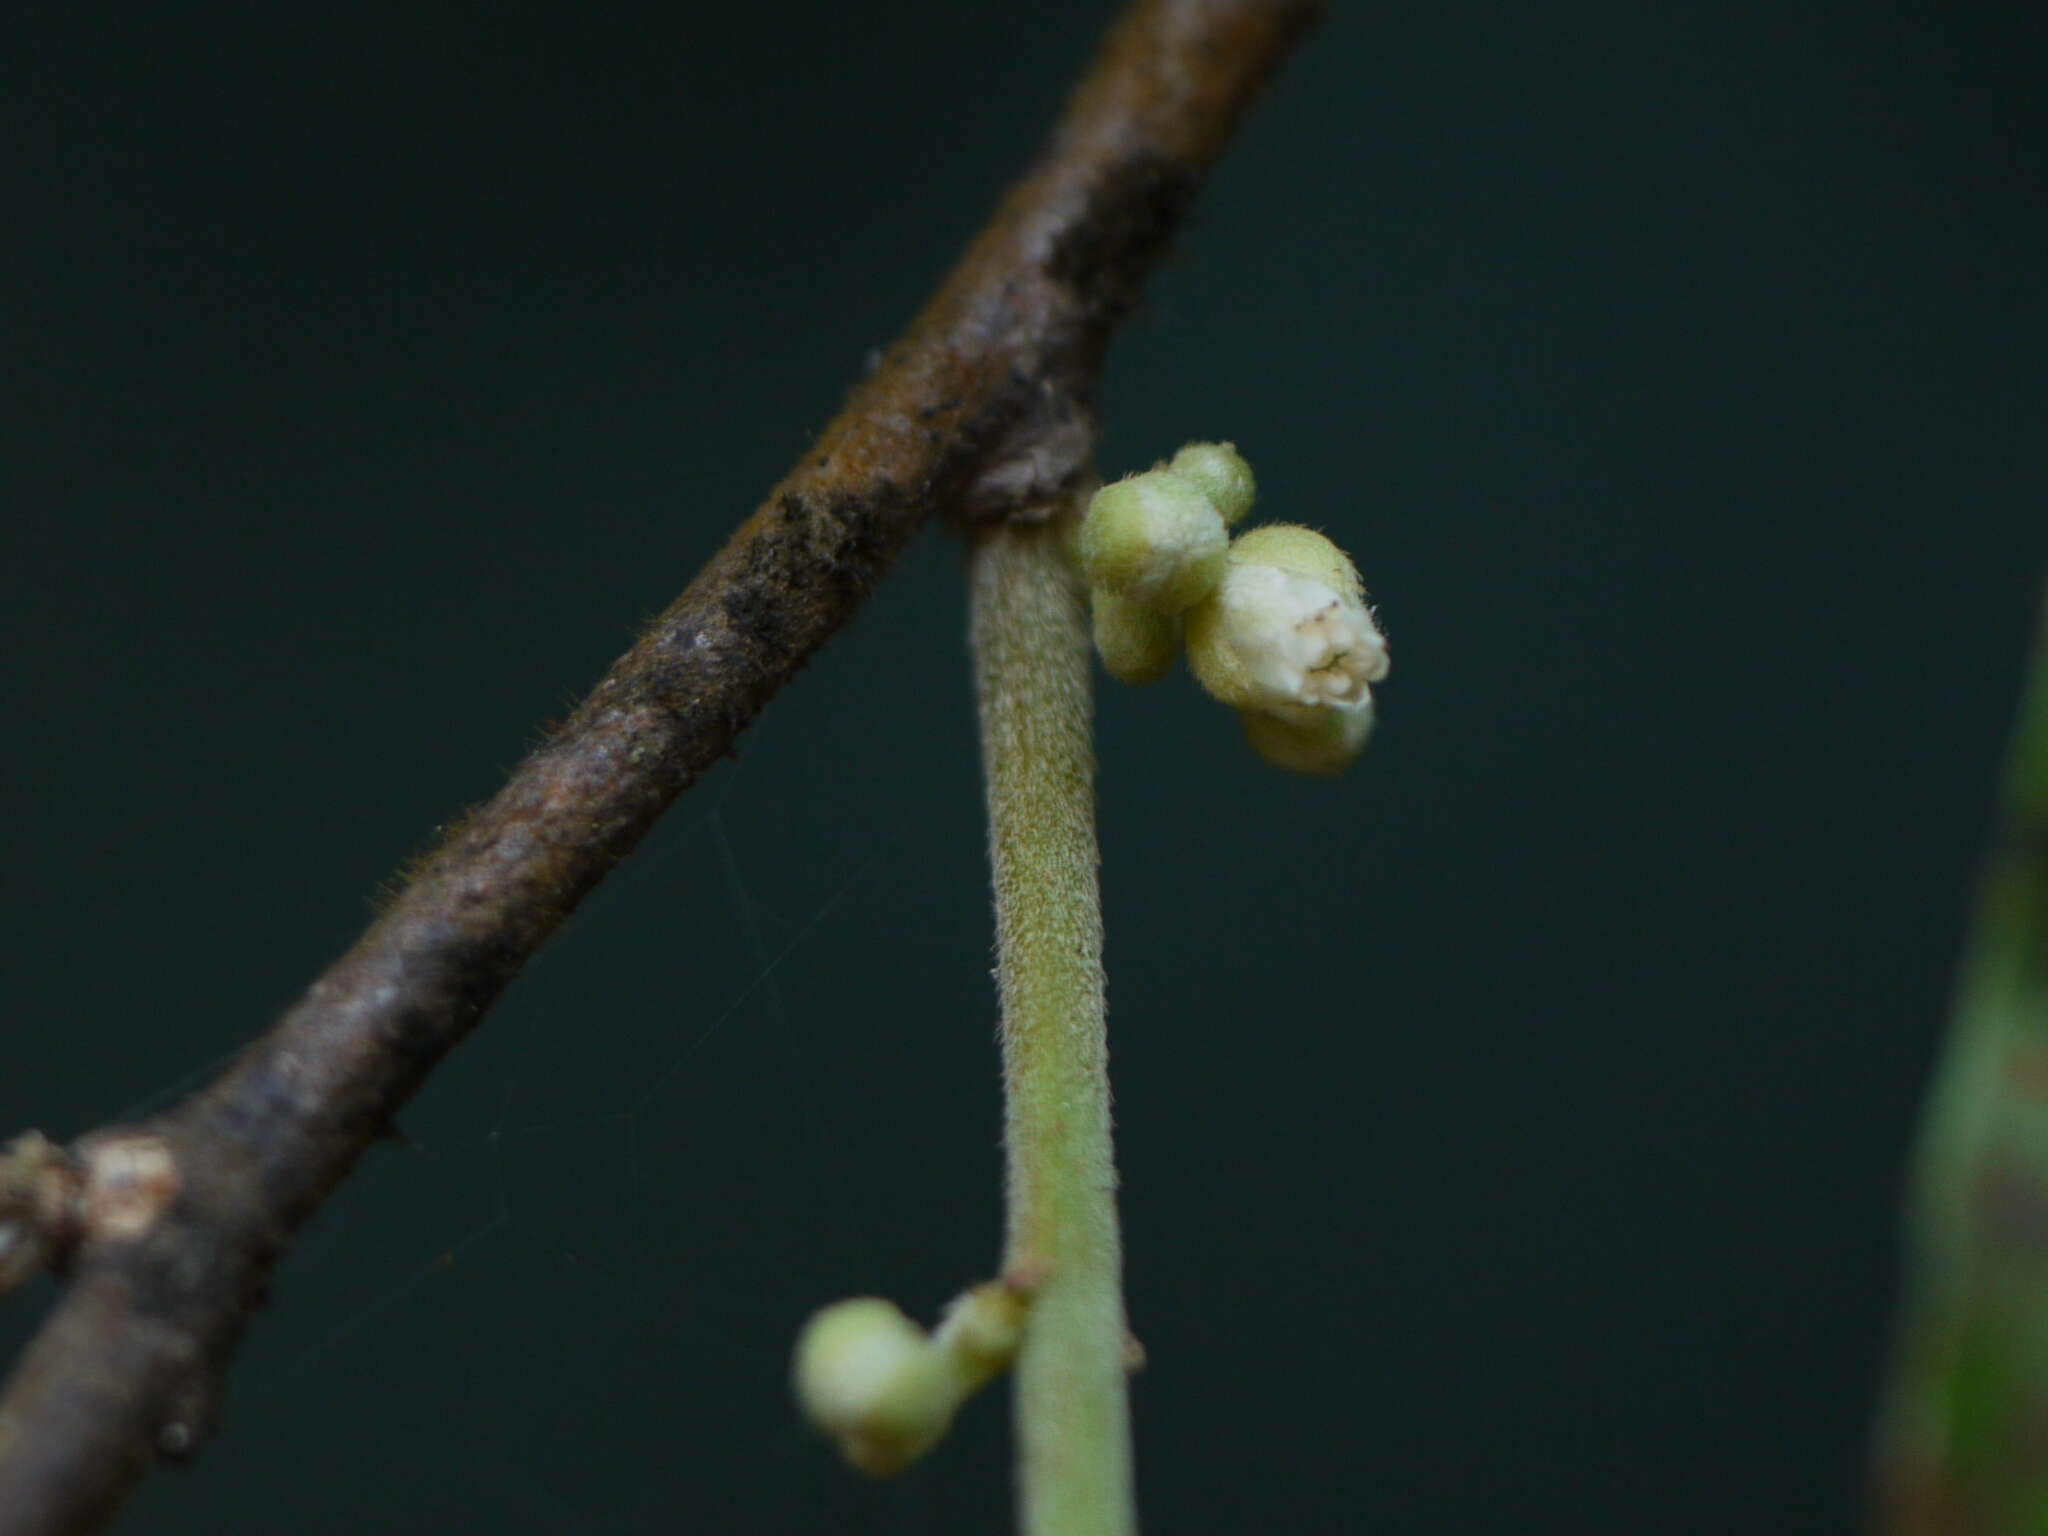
left=1078, top=472, right=1228, bottom=614
left=793, top=1284, right=1028, bottom=1476
left=1166, top=441, right=1256, bottom=526
left=793, top=1298, right=960, bottom=1476
left=1239, top=701, right=1375, bottom=776
left=1185, top=524, right=1387, bottom=730
left=1091, top=589, right=1181, bottom=685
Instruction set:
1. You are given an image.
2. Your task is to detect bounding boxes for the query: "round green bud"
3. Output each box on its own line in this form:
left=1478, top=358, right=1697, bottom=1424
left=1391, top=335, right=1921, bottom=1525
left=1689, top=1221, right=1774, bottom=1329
left=1167, top=442, right=1256, bottom=525
left=1091, top=588, right=1181, bottom=685
left=1239, top=702, right=1375, bottom=776
left=792, top=1298, right=959, bottom=1477
left=1078, top=472, right=1228, bottom=614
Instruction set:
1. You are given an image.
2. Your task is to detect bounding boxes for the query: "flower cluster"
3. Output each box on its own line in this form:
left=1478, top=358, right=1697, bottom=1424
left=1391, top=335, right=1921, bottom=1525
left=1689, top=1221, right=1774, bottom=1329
left=1076, top=443, right=1388, bottom=775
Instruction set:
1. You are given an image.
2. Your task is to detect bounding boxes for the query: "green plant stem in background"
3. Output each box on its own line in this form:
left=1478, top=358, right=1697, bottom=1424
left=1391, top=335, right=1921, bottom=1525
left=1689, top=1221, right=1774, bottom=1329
left=1876, top=582, right=2048, bottom=1534
left=970, top=513, right=1135, bottom=1536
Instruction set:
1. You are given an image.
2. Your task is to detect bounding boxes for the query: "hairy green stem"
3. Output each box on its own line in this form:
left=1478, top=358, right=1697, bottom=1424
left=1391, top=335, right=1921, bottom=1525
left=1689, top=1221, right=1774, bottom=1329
left=970, top=513, right=1134, bottom=1536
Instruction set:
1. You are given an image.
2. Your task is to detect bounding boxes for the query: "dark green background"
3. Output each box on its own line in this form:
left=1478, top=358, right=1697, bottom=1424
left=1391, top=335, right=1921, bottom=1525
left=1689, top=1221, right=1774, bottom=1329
left=3, top=2, right=2043, bottom=1531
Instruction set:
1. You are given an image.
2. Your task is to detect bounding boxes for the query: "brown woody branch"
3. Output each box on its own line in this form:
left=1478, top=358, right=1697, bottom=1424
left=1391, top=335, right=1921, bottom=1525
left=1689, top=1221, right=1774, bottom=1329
left=0, top=2, right=1323, bottom=1530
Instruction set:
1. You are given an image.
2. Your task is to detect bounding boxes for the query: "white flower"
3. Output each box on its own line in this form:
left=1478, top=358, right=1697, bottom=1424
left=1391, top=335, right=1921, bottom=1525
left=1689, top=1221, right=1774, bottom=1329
left=1185, top=524, right=1387, bottom=737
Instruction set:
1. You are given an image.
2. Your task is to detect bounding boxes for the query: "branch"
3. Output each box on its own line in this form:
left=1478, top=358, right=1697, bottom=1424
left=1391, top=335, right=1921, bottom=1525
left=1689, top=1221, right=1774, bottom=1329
left=0, top=2, right=1324, bottom=1531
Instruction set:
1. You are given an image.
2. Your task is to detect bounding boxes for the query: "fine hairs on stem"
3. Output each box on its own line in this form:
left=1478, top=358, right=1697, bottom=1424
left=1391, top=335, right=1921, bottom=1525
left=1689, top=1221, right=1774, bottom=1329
left=791, top=505, right=1133, bottom=1531
left=971, top=511, right=1135, bottom=1536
